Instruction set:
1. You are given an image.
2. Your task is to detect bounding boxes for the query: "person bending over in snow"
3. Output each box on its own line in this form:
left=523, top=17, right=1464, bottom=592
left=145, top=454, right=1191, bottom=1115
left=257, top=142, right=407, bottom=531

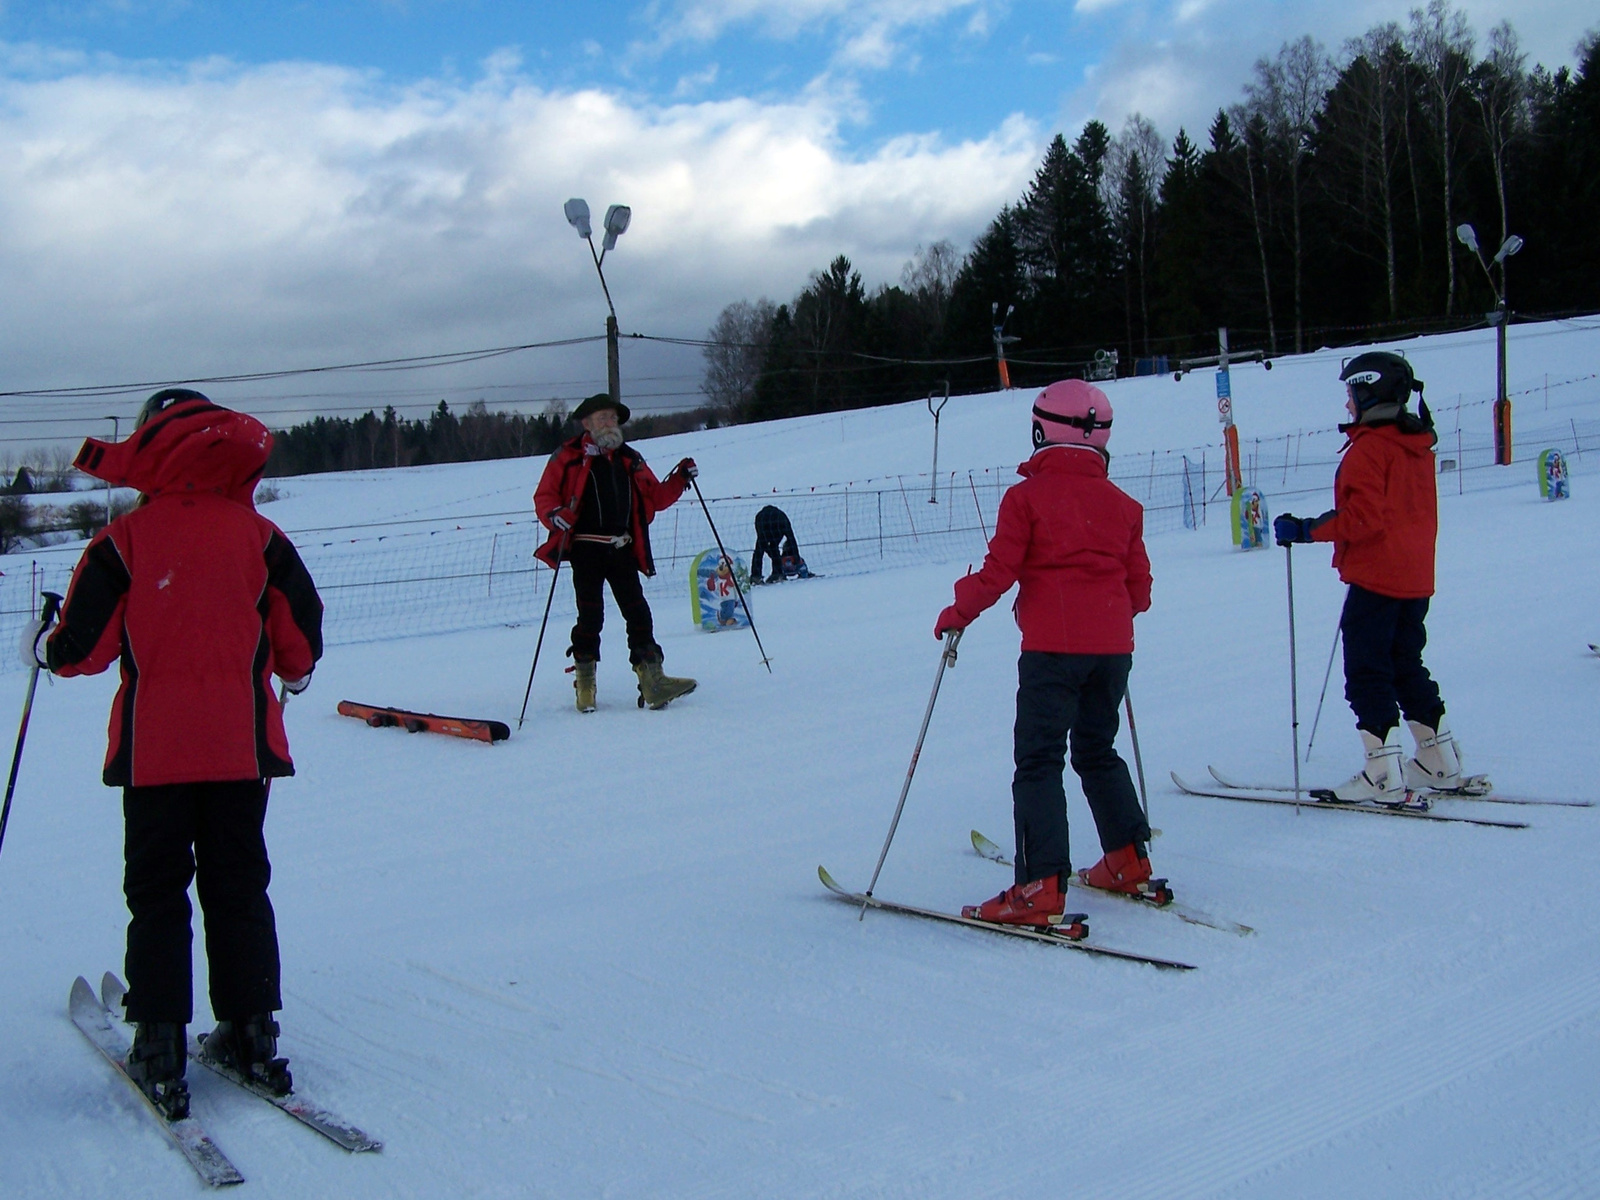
left=934, top=380, right=1157, bottom=928
left=751, top=505, right=800, bottom=584
left=534, top=393, right=699, bottom=712
left=1274, top=352, right=1483, bottom=803
left=22, top=390, right=323, bottom=1121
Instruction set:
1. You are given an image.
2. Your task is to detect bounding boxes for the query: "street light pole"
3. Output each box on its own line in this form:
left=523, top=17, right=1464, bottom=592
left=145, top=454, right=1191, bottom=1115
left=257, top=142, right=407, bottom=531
left=1456, top=223, right=1523, bottom=466
left=565, top=199, right=631, bottom=408
left=927, top=380, right=949, bottom=504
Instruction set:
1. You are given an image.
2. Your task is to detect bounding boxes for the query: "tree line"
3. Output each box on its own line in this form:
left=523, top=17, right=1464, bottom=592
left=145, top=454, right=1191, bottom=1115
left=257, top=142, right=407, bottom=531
left=260, top=399, right=721, bottom=478
left=703, top=3, right=1600, bottom=419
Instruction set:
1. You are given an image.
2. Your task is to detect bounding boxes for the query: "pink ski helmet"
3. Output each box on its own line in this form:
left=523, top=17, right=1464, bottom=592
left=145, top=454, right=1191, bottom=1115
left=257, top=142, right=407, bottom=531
left=1032, top=379, right=1113, bottom=451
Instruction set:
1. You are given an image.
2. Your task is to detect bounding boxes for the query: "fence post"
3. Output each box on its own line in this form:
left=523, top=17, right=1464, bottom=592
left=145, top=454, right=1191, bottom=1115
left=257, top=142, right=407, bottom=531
left=877, top=491, right=883, bottom=559
left=487, top=533, right=499, bottom=598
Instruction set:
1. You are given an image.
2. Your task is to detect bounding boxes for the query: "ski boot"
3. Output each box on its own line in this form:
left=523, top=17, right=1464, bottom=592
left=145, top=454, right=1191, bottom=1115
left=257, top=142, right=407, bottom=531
left=1317, top=728, right=1426, bottom=809
left=1403, top=717, right=1489, bottom=795
left=962, top=873, right=1083, bottom=935
left=201, top=1014, right=293, bottom=1096
left=634, top=656, right=697, bottom=710
left=571, top=659, right=597, bottom=713
left=1078, top=844, right=1172, bottom=905
left=126, top=1022, right=190, bottom=1120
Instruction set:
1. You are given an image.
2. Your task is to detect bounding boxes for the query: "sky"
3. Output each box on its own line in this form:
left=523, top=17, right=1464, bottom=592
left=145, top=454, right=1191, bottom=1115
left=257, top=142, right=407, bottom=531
left=0, top=0, right=1592, bottom=442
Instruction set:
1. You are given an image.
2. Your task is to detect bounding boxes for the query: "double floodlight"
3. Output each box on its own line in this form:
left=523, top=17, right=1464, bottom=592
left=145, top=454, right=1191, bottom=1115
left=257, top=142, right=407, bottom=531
left=565, top=198, right=631, bottom=252
left=1456, top=223, right=1524, bottom=266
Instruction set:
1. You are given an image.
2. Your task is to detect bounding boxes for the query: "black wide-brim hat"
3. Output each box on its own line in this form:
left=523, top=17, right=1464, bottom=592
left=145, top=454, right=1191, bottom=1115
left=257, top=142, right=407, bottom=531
left=572, top=393, right=630, bottom=424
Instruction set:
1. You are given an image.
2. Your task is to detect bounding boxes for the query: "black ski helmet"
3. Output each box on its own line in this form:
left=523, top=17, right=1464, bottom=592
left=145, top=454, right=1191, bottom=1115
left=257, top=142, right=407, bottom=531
left=1339, top=352, right=1421, bottom=412
left=135, top=387, right=210, bottom=429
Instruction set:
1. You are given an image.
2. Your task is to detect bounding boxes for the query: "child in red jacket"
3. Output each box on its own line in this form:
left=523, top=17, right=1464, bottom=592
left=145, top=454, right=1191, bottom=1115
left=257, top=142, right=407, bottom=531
left=935, top=380, right=1157, bottom=928
left=22, top=390, right=323, bottom=1120
left=1275, top=352, right=1483, bottom=802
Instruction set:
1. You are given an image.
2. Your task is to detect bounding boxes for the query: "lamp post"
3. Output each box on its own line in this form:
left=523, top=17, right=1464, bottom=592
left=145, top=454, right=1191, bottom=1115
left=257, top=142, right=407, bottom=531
left=564, top=198, right=632, bottom=407
left=1455, top=223, right=1524, bottom=466
left=990, top=302, right=1018, bottom=390
left=926, top=380, right=950, bottom=503
left=102, top=415, right=120, bottom=524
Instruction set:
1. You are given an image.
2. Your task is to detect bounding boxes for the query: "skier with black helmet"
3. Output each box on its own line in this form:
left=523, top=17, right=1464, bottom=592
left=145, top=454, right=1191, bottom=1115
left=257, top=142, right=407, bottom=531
left=933, top=379, right=1157, bottom=928
left=1274, top=351, right=1484, bottom=802
left=20, top=389, right=323, bottom=1119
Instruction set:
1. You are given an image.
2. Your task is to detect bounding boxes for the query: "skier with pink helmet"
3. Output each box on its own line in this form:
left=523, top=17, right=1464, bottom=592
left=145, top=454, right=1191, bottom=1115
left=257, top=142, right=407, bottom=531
left=935, top=379, right=1159, bottom=927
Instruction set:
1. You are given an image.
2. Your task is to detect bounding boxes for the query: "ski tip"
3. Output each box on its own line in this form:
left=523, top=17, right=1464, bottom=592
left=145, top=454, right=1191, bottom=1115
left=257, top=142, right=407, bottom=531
left=817, top=864, right=837, bottom=889
left=101, top=971, right=127, bottom=1014
left=70, top=975, right=96, bottom=1007
left=969, top=829, right=1001, bottom=856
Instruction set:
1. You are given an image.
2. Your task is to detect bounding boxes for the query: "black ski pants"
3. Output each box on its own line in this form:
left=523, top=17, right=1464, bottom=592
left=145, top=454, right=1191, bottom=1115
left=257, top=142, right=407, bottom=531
left=123, top=779, right=281, bottom=1025
left=751, top=507, right=797, bottom=581
left=1340, top=583, right=1445, bottom=737
left=568, top=541, right=661, bottom=665
left=1011, top=651, right=1149, bottom=886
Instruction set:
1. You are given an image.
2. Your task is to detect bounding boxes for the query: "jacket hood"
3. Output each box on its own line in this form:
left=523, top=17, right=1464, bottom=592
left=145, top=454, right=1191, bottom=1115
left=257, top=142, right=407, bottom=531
left=73, top=399, right=273, bottom=505
left=1017, top=443, right=1110, bottom=480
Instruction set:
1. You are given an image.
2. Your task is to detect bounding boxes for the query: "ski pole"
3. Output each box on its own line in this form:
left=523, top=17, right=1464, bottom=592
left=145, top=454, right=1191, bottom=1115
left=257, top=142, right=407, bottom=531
left=0, top=591, right=63, bottom=862
left=861, top=629, right=962, bottom=919
left=1285, top=545, right=1303, bottom=807
left=689, top=477, right=772, bottom=673
left=1124, top=685, right=1149, bottom=823
left=517, top=531, right=571, bottom=730
left=1305, top=613, right=1342, bottom=763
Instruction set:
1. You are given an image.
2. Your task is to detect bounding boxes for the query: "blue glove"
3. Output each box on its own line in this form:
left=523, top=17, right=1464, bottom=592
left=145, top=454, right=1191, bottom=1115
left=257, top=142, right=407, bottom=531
left=1274, top=512, right=1333, bottom=546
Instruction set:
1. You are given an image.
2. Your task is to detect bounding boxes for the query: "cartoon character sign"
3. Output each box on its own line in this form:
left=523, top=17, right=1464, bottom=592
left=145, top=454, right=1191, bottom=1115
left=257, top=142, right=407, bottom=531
left=690, top=548, right=752, bottom=631
left=1538, top=448, right=1570, bottom=500
left=1230, top=486, right=1269, bottom=550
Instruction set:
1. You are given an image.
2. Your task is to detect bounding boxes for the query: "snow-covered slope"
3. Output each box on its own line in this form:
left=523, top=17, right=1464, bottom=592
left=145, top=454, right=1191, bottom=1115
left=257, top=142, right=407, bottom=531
left=2, top=318, right=1599, bottom=1198
left=256, top=316, right=1600, bottom=533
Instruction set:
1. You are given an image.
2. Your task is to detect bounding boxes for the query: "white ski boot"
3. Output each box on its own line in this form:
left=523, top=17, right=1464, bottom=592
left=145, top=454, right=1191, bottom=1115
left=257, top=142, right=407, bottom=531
left=1403, top=717, right=1490, bottom=795
left=1320, top=728, right=1424, bottom=808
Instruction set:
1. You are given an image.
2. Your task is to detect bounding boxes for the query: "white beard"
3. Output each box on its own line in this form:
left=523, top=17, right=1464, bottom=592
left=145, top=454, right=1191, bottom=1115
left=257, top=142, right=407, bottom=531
left=592, top=427, right=624, bottom=451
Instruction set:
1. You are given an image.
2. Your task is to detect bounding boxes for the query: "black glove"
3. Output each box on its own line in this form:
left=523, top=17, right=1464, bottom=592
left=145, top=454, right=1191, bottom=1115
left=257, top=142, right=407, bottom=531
left=1273, top=511, right=1334, bottom=546
left=674, top=457, right=698, bottom=481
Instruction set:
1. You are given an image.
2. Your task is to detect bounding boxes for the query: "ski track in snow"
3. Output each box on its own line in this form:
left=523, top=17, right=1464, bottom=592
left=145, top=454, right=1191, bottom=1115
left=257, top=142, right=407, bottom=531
left=2, top=319, right=1599, bottom=1197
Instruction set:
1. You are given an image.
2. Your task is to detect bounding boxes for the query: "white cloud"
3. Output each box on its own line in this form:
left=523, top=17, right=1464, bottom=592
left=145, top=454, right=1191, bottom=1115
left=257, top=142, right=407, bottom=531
left=641, top=0, right=997, bottom=69
left=0, top=50, right=1039, bottom=409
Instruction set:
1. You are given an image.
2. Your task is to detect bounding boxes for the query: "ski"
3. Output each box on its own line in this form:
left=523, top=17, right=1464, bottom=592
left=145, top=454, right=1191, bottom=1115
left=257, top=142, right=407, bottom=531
left=1171, top=772, right=1527, bottom=829
left=817, top=866, right=1196, bottom=970
left=99, top=974, right=382, bottom=1154
left=338, top=700, right=509, bottom=743
left=1206, top=766, right=1591, bottom=808
left=968, top=830, right=1254, bottom=937
left=69, top=976, right=245, bottom=1188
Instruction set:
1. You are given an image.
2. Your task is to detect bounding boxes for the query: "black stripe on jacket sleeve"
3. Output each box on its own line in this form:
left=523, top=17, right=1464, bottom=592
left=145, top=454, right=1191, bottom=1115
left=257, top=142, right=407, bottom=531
left=48, top=537, right=131, bottom=671
left=264, top=531, right=324, bottom=663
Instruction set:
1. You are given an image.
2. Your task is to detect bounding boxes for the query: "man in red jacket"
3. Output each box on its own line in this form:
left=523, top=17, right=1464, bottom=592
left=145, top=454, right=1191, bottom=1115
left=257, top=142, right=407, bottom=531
left=22, top=390, right=323, bottom=1120
left=1275, top=351, right=1483, bottom=802
left=534, top=394, right=698, bottom=712
left=934, top=380, right=1157, bottom=928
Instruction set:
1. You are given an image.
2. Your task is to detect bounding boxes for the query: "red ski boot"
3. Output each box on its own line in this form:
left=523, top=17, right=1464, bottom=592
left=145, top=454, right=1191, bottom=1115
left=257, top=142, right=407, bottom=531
left=962, top=873, right=1083, bottom=934
left=1078, top=844, right=1172, bottom=905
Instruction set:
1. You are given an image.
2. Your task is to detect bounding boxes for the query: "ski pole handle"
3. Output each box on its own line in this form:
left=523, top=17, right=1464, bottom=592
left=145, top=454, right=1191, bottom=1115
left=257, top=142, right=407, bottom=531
left=39, top=591, right=63, bottom=625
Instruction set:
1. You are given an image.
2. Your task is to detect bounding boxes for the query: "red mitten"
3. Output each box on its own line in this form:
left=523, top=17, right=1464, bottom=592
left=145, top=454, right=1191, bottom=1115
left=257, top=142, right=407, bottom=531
left=934, top=605, right=969, bottom=639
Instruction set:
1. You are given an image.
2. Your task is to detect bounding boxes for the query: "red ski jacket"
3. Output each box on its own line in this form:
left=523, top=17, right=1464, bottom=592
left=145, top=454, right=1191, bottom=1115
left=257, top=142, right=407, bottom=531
left=947, top=446, right=1152, bottom=654
left=47, top=400, right=323, bottom=787
left=532, top=435, right=688, bottom=576
left=1311, top=420, right=1438, bottom=599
